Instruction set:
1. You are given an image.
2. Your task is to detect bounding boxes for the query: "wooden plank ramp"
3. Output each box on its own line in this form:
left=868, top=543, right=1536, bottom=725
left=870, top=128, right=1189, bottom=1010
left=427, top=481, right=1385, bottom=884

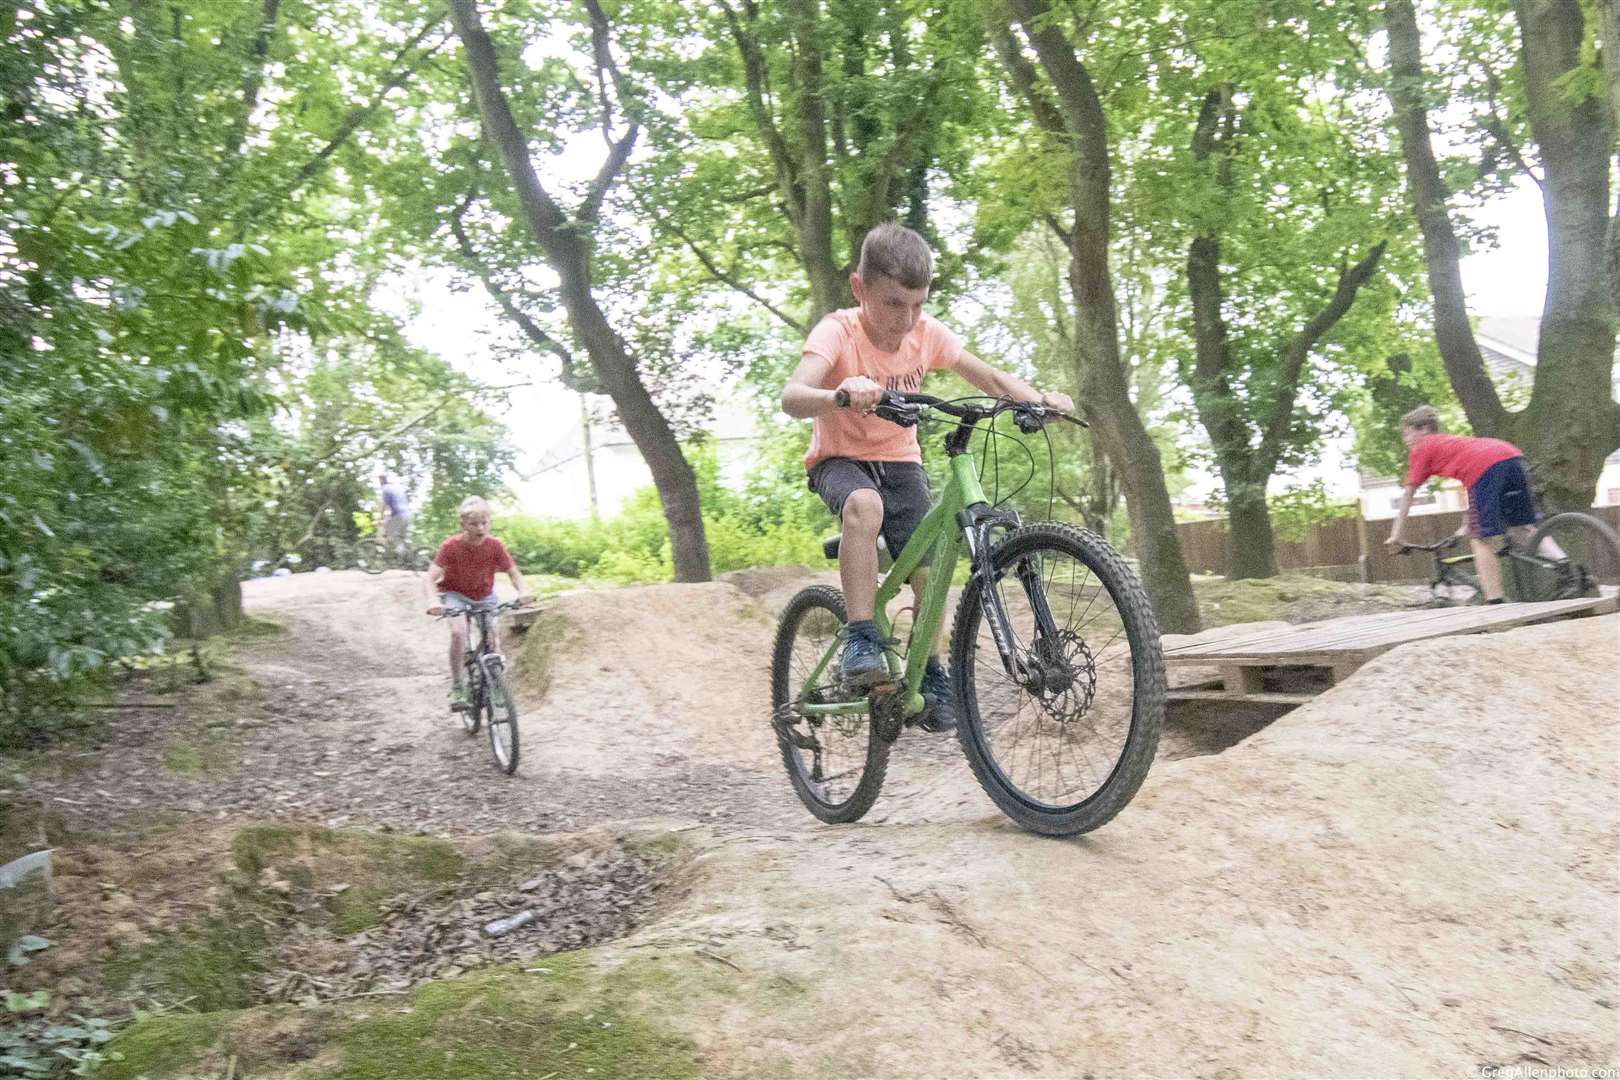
left=1165, top=589, right=1617, bottom=705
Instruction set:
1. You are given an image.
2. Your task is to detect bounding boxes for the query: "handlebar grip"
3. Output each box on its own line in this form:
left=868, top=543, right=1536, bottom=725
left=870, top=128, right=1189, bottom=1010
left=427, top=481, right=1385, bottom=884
left=834, top=389, right=850, bottom=407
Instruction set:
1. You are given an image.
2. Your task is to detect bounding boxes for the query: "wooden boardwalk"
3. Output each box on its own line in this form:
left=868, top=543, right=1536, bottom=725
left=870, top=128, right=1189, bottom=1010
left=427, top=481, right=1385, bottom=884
left=1165, top=590, right=1618, bottom=705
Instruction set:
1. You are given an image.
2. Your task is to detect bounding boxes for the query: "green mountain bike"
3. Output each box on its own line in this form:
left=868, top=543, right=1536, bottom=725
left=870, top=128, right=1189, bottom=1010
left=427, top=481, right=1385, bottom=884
left=771, top=391, right=1165, bottom=836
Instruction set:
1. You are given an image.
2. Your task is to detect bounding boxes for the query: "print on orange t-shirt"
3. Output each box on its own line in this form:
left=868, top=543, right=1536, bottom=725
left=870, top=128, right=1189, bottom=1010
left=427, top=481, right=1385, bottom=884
left=801, top=308, right=965, bottom=470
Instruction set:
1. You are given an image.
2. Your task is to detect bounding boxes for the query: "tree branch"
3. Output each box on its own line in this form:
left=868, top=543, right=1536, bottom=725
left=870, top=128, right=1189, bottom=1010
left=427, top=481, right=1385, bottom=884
left=245, top=16, right=450, bottom=227
left=716, top=0, right=804, bottom=228
left=1258, top=241, right=1388, bottom=472
left=447, top=190, right=591, bottom=391
left=1383, top=0, right=1508, bottom=433
left=578, top=0, right=639, bottom=226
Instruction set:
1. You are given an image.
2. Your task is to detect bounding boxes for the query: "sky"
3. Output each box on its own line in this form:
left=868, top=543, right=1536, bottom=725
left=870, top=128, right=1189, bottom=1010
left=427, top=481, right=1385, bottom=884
left=399, top=174, right=1554, bottom=514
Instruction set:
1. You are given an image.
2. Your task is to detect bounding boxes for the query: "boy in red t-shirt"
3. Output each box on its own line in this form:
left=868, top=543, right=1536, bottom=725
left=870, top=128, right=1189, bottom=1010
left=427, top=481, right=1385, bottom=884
left=425, top=496, right=531, bottom=709
left=1384, top=405, right=1557, bottom=603
left=780, top=223, right=1073, bottom=731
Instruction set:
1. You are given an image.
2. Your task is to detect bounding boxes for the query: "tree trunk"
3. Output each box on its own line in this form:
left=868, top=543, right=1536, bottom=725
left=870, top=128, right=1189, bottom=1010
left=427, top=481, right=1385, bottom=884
left=1511, top=0, right=1620, bottom=512
left=1004, top=0, right=1201, bottom=634
left=1223, top=477, right=1278, bottom=580
left=447, top=0, right=711, bottom=581
left=1385, top=0, right=1619, bottom=511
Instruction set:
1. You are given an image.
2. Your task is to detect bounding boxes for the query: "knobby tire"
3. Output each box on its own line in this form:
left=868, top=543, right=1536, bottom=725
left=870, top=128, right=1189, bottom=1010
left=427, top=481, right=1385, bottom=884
left=951, top=522, right=1164, bottom=836
left=770, top=585, right=889, bottom=824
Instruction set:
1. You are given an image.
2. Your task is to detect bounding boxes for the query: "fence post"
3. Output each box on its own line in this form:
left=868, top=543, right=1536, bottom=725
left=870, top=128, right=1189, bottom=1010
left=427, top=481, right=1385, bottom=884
left=1355, top=515, right=1372, bottom=583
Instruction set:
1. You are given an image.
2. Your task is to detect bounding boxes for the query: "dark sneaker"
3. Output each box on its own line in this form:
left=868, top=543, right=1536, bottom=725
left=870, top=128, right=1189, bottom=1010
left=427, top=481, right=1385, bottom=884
left=840, top=626, right=888, bottom=690
left=918, top=657, right=956, bottom=733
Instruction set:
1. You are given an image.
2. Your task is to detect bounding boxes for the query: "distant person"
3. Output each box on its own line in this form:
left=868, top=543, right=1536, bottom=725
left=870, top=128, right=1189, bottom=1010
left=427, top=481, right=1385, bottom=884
left=425, top=496, right=531, bottom=710
left=1384, top=405, right=1566, bottom=603
left=377, top=472, right=412, bottom=558
left=779, top=222, right=1073, bottom=733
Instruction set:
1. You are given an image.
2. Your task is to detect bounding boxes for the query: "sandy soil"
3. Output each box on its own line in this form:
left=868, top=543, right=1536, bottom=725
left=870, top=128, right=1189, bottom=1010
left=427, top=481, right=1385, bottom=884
left=12, top=569, right=1619, bottom=1077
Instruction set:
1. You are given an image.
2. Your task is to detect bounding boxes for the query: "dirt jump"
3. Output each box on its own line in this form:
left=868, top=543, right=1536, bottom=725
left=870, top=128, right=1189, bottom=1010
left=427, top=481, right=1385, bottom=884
left=9, top=568, right=1619, bottom=1077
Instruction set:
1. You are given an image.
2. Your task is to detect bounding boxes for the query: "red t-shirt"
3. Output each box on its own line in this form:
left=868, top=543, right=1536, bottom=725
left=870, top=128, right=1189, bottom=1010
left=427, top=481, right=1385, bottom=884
left=1404, top=434, right=1523, bottom=490
left=434, top=535, right=515, bottom=601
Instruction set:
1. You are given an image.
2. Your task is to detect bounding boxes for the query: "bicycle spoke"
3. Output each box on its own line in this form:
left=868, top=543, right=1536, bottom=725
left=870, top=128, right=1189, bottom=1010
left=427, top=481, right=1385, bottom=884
left=967, top=542, right=1137, bottom=810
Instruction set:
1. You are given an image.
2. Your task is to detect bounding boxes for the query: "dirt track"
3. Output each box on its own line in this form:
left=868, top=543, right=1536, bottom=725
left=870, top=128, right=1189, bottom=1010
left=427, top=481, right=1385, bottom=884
left=17, top=569, right=1620, bottom=1076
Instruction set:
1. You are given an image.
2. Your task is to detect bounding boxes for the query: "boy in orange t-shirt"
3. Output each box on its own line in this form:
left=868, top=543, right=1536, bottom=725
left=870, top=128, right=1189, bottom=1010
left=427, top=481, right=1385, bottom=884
left=780, top=223, right=1072, bottom=732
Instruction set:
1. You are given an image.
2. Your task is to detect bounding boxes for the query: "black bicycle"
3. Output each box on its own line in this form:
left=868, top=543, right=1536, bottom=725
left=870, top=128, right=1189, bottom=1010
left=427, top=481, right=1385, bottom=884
left=1398, top=511, right=1620, bottom=605
left=439, top=599, right=529, bottom=774
left=355, top=535, right=433, bottom=574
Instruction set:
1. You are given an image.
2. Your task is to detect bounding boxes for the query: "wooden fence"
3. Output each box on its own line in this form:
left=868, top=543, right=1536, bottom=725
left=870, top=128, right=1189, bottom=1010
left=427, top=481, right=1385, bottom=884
left=1176, top=505, right=1620, bottom=582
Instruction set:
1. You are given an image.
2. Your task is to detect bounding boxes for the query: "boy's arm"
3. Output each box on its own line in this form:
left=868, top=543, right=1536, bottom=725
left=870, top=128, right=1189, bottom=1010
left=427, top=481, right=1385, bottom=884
left=782, top=353, right=881, bottom=416
left=953, top=353, right=1074, bottom=412
left=506, top=564, right=532, bottom=602
left=1385, top=485, right=1419, bottom=549
left=425, top=561, right=445, bottom=614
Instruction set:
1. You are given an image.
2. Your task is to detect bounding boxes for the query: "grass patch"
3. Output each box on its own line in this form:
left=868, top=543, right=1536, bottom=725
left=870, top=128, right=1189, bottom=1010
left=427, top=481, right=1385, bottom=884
left=161, top=727, right=235, bottom=775
left=1192, top=573, right=1424, bottom=627
left=94, top=1011, right=234, bottom=1078
left=513, top=606, right=575, bottom=701
left=100, top=952, right=711, bottom=1080
left=231, top=824, right=464, bottom=935
left=231, top=615, right=289, bottom=639
left=104, top=918, right=270, bottom=1011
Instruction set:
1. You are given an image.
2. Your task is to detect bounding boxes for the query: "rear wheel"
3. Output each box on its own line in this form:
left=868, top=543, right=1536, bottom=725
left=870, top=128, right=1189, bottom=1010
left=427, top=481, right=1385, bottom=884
left=354, top=539, right=387, bottom=575
left=484, top=663, right=520, bottom=775
left=951, top=522, right=1164, bottom=836
left=1526, top=512, right=1620, bottom=600
left=770, top=585, right=889, bottom=824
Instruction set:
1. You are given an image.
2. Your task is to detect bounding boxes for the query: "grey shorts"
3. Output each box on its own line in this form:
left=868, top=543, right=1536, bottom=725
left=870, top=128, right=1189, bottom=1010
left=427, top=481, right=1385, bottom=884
left=808, top=458, right=932, bottom=561
left=440, top=591, right=498, bottom=614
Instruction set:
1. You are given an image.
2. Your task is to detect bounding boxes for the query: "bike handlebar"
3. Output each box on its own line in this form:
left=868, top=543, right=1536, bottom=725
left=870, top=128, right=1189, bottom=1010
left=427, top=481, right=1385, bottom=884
left=433, top=599, right=534, bottom=620
left=1396, top=536, right=1466, bottom=554
left=833, top=388, right=1088, bottom=431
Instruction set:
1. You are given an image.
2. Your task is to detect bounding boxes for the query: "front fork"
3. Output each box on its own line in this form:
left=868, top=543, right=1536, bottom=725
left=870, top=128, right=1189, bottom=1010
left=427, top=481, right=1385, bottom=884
left=961, top=509, right=1062, bottom=681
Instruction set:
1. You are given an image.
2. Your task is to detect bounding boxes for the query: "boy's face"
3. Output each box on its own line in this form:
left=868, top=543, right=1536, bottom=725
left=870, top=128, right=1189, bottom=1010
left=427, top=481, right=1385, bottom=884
left=460, top=513, right=492, bottom=542
left=851, top=272, right=928, bottom=347
left=1400, top=425, right=1425, bottom=450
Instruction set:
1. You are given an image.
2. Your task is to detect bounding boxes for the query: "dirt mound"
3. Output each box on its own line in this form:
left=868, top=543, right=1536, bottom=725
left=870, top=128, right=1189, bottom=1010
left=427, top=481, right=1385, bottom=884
left=602, top=614, right=1620, bottom=1077
left=516, top=582, right=782, bottom=777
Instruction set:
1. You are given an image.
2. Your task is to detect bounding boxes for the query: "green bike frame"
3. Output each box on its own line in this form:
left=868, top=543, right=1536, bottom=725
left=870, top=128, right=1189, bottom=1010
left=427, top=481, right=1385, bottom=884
left=797, top=453, right=990, bottom=720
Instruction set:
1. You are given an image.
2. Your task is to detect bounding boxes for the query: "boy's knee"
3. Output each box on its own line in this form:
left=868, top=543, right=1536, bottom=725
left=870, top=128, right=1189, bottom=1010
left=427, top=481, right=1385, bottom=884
left=842, top=489, right=884, bottom=534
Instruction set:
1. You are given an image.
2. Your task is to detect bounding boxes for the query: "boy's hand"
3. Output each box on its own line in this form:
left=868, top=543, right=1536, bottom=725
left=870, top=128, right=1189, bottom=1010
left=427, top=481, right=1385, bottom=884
left=835, top=376, right=884, bottom=413
left=1383, top=533, right=1403, bottom=553
left=514, top=593, right=535, bottom=607
left=426, top=603, right=445, bottom=616
left=1040, top=390, right=1075, bottom=413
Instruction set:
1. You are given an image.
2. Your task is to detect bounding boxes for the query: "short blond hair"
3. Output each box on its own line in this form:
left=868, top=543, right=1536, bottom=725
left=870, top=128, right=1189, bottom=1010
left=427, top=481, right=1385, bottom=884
left=457, top=496, right=492, bottom=519
left=857, top=222, right=934, bottom=290
left=1401, top=405, right=1441, bottom=434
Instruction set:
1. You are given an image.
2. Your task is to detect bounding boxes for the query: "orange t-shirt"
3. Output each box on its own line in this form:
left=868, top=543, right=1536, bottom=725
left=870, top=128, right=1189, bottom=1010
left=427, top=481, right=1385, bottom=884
left=801, top=308, right=965, bottom=470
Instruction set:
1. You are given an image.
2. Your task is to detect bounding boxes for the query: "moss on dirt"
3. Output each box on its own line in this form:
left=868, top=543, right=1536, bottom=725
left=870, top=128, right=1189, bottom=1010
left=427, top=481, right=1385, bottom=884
left=104, top=918, right=270, bottom=1011
left=513, top=606, right=574, bottom=700
left=1192, top=573, right=1424, bottom=627
left=160, top=727, right=235, bottom=775
left=98, top=953, right=711, bottom=1080
left=231, top=824, right=464, bottom=934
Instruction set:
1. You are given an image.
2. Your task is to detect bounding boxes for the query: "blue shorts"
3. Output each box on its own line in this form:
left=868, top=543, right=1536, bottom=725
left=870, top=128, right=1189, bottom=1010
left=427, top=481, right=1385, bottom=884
left=1468, top=457, right=1538, bottom=538
left=440, top=591, right=498, bottom=613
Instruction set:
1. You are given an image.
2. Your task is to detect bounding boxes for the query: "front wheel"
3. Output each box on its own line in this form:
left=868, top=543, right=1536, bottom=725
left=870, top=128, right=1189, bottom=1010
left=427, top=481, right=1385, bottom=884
left=951, top=522, right=1165, bottom=836
left=770, top=585, right=890, bottom=824
left=483, top=663, right=520, bottom=775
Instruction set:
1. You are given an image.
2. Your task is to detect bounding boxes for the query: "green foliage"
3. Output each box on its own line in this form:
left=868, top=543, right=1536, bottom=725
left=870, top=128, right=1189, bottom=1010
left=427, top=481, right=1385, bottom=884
left=2, top=989, right=123, bottom=1077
